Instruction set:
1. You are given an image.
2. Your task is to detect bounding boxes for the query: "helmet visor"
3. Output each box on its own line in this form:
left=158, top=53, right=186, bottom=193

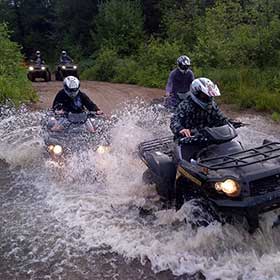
left=197, top=91, right=212, bottom=103
left=179, top=64, right=189, bottom=71
left=65, top=86, right=79, bottom=98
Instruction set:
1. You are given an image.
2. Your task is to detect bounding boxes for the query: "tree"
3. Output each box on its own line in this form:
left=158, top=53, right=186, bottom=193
left=0, top=0, right=56, bottom=60
left=54, top=0, right=99, bottom=59
left=94, top=0, right=145, bottom=56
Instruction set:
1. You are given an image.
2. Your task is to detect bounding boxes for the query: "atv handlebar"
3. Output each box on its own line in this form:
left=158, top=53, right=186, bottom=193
left=179, top=120, right=246, bottom=145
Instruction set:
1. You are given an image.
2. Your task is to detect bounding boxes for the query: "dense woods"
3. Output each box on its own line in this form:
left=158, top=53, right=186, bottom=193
left=1, top=0, right=280, bottom=116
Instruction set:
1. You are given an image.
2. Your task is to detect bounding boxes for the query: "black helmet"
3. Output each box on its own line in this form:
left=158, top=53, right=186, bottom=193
left=177, top=55, right=191, bottom=72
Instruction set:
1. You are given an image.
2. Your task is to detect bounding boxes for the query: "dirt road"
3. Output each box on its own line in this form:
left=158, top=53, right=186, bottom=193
left=31, top=81, right=164, bottom=113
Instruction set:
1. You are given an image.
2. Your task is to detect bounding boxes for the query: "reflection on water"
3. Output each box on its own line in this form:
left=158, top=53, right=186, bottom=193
left=1, top=103, right=280, bottom=280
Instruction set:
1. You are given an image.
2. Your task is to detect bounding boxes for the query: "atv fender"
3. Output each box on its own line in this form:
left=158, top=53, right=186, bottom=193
left=143, top=151, right=176, bottom=200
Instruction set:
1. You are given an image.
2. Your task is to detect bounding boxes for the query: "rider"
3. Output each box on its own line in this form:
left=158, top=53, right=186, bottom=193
left=165, top=55, right=195, bottom=111
left=33, top=50, right=45, bottom=65
left=50, top=76, right=103, bottom=131
left=59, top=50, right=73, bottom=64
left=170, top=77, right=229, bottom=161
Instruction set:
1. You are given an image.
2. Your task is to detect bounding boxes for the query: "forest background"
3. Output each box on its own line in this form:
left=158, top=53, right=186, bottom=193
left=1, top=0, right=280, bottom=119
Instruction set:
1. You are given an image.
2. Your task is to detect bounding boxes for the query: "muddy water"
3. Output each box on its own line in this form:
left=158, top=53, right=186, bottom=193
left=1, top=103, right=280, bottom=280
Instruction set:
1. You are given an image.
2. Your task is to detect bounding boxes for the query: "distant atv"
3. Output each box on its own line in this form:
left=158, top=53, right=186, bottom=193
left=138, top=123, right=280, bottom=233
left=55, top=62, right=79, bottom=81
left=27, top=62, right=51, bottom=82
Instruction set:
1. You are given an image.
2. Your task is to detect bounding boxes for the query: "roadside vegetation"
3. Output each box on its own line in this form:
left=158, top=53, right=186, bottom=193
left=1, top=0, right=280, bottom=117
left=0, top=24, right=37, bottom=105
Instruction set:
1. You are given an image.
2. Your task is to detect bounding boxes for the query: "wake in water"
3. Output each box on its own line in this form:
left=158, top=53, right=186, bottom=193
left=1, top=102, right=280, bottom=280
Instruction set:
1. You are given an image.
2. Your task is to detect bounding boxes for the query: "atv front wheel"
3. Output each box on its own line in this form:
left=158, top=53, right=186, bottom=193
left=55, top=71, right=63, bottom=81
left=44, top=71, right=51, bottom=82
left=142, top=169, right=156, bottom=185
left=27, top=73, right=35, bottom=82
left=175, top=177, right=201, bottom=210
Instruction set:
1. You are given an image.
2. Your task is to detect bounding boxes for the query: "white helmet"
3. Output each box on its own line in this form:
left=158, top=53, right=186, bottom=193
left=190, top=78, right=220, bottom=109
left=63, top=76, right=80, bottom=98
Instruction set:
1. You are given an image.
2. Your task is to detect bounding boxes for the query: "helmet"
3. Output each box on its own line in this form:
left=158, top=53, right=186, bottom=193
left=190, top=78, right=220, bottom=109
left=63, top=76, right=80, bottom=98
left=177, top=55, right=191, bottom=73
left=36, top=50, right=41, bottom=56
left=62, top=50, right=67, bottom=56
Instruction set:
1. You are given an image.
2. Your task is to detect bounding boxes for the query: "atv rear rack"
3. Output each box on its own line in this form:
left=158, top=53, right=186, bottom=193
left=198, top=142, right=280, bottom=170
left=138, top=135, right=174, bottom=159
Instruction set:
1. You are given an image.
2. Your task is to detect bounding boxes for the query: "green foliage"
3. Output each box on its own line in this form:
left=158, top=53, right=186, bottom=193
left=272, top=112, right=280, bottom=122
left=196, top=67, right=280, bottom=113
left=135, top=39, right=183, bottom=87
left=0, top=24, right=37, bottom=105
left=94, top=0, right=144, bottom=56
left=81, top=47, right=119, bottom=81
left=81, top=39, right=184, bottom=88
left=194, top=0, right=280, bottom=68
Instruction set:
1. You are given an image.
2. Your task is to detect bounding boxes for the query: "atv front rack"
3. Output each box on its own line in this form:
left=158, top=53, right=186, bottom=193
left=138, top=135, right=174, bottom=159
left=198, top=142, right=280, bottom=170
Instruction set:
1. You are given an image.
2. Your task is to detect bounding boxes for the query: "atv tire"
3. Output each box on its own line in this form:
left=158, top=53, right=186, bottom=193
left=142, top=169, right=156, bottom=185
left=44, top=72, right=51, bottom=82
left=175, top=177, right=201, bottom=210
left=55, top=71, right=63, bottom=81
left=27, top=73, right=35, bottom=82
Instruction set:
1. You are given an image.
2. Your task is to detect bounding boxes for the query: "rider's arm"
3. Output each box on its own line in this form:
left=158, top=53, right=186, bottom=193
left=165, top=70, right=175, bottom=96
left=68, top=56, right=73, bottom=62
left=80, top=92, right=100, bottom=112
left=52, top=91, right=65, bottom=110
left=170, top=100, right=191, bottom=136
left=212, top=102, right=228, bottom=126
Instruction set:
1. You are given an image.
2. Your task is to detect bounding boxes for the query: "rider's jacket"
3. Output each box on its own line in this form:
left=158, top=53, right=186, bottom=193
left=165, top=68, right=195, bottom=108
left=170, top=95, right=228, bottom=137
left=52, top=90, right=99, bottom=113
left=59, top=55, right=73, bottom=64
left=33, top=57, right=45, bottom=65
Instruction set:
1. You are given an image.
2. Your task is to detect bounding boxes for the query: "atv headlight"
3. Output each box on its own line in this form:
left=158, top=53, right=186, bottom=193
left=29, top=66, right=34, bottom=71
left=73, top=65, right=77, bottom=69
left=48, top=144, right=63, bottom=156
left=215, top=179, right=240, bottom=197
left=97, top=145, right=110, bottom=154
left=41, top=66, right=46, bottom=70
left=62, top=65, right=66, bottom=70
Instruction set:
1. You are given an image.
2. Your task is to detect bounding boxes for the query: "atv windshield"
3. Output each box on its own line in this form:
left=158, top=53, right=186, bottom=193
left=46, top=112, right=95, bottom=134
left=203, top=124, right=237, bottom=143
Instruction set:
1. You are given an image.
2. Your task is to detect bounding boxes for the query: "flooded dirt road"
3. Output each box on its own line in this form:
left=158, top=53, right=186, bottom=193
left=1, top=81, right=280, bottom=280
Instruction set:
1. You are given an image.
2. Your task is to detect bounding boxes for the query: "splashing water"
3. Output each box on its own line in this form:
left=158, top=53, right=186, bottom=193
left=1, top=103, right=280, bottom=280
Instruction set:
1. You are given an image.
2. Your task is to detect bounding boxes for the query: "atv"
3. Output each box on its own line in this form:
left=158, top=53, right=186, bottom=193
left=138, top=123, right=280, bottom=232
left=43, top=111, right=109, bottom=164
left=55, top=62, right=79, bottom=81
left=27, top=62, right=51, bottom=82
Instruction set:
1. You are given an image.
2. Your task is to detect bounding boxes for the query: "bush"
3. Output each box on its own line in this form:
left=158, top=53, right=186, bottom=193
left=0, top=24, right=37, bottom=105
left=81, top=39, right=185, bottom=88
left=135, top=39, right=184, bottom=88
left=196, top=67, right=280, bottom=112
left=272, top=112, right=280, bottom=122
left=113, top=57, right=138, bottom=84
left=81, top=47, right=119, bottom=81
